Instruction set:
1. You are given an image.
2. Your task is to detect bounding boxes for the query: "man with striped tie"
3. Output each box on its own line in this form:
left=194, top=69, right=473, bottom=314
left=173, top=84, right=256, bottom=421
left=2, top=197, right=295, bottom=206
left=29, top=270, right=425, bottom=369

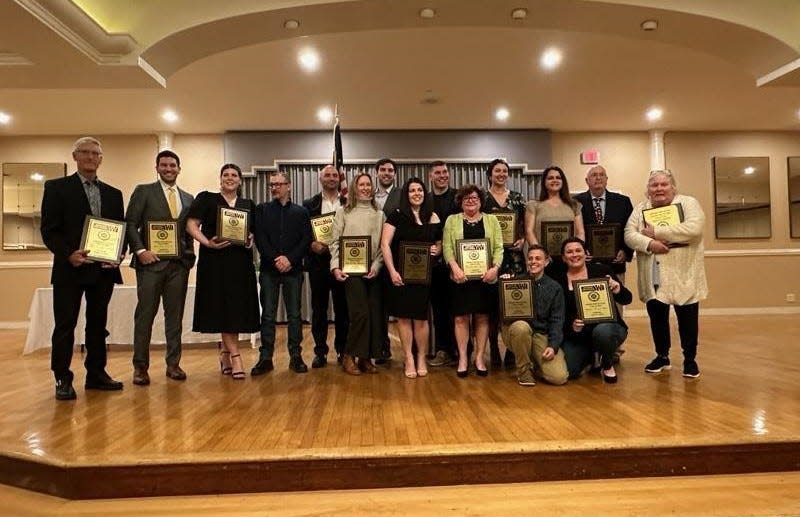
left=125, top=150, right=196, bottom=386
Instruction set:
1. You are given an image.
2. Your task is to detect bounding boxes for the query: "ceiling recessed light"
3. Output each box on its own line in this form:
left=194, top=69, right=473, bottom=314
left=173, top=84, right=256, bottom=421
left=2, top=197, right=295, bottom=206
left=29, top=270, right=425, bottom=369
left=30, top=172, right=44, bottom=182
left=640, top=19, right=658, bottom=31
left=511, top=8, right=528, bottom=20
left=419, top=8, right=436, bottom=19
left=540, top=47, right=562, bottom=70
left=645, top=107, right=663, bottom=122
left=0, top=111, right=11, bottom=125
left=161, top=109, right=179, bottom=123
left=284, top=19, right=300, bottom=30
left=298, top=48, right=320, bottom=72
left=743, top=166, right=756, bottom=175
left=317, top=107, right=333, bottom=123
left=495, top=107, right=510, bottom=121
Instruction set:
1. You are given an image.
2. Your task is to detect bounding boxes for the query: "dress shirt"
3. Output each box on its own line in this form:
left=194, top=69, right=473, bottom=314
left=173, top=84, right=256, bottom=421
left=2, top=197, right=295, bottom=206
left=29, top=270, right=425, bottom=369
left=159, top=179, right=183, bottom=214
left=321, top=192, right=342, bottom=214
left=374, top=186, right=393, bottom=210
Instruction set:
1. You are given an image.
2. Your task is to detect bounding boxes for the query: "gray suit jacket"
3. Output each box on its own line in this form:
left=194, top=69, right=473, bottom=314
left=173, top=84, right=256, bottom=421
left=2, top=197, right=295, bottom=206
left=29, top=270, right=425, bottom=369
left=125, top=181, right=196, bottom=270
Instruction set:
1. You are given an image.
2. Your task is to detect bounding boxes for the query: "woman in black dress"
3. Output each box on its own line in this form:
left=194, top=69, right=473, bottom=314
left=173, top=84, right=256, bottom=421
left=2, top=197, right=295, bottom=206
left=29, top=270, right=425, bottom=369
left=186, top=163, right=259, bottom=379
left=380, top=178, right=442, bottom=379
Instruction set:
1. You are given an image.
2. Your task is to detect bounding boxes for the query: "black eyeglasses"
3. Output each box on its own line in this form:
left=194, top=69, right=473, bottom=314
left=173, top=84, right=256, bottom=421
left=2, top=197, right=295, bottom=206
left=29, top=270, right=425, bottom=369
left=269, top=182, right=288, bottom=188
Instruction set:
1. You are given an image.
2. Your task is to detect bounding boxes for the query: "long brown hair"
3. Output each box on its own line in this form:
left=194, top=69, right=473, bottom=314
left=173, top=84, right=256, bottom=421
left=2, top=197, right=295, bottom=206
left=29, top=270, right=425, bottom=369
left=344, top=172, right=379, bottom=212
left=539, top=165, right=578, bottom=210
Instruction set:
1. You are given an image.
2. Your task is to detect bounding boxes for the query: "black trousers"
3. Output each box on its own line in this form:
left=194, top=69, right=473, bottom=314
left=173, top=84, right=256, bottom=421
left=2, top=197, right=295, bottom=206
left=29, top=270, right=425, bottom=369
left=430, top=265, right=456, bottom=357
left=51, top=279, right=115, bottom=381
left=308, top=266, right=349, bottom=357
left=344, top=276, right=383, bottom=359
left=646, top=299, right=699, bottom=361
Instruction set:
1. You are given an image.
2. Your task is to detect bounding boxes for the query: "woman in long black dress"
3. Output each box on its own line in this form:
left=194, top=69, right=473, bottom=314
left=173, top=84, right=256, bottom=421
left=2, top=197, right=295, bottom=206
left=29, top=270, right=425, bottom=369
left=380, top=177, right=442, bottom=379
left=186, top=163, right=259, bottom=379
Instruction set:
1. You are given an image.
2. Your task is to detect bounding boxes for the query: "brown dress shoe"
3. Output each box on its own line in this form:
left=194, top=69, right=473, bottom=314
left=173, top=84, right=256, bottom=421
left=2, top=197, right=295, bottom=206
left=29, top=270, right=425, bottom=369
left=342, top=354, right=361, bottom=376
left=166, top=364, right=187, bottom=381
left=133, top=367, right=150, bottom=386
left=357, top=357, right=378, bottom=374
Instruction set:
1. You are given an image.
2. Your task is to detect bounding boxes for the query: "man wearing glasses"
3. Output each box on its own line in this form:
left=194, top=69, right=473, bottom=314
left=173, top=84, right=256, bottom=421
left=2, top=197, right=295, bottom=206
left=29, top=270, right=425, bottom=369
left=251, top=171, right=313, bottom=374
left=41, top=136, right=126, bottom=400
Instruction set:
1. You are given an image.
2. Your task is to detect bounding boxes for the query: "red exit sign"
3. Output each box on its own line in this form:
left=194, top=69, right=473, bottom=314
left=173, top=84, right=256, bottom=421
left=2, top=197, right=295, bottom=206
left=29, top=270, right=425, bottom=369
left=580, top=149, right=600, bottom=164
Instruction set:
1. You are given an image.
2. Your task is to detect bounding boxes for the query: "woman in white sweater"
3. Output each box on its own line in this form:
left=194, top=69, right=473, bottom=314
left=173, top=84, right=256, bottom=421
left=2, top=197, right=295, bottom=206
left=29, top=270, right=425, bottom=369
left=330, top=173, right=386, bottom=376
left=624, top=169, right=707, bottom=378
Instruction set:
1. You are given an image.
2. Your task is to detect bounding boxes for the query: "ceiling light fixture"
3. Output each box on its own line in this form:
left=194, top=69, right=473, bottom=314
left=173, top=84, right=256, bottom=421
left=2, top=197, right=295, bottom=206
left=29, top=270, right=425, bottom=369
left=284, top=19, right=300, bottom=30
left=419, top=8, right=436, bottom=19
left=640, top=20, right=658, bottom=31
left=298, top=48, right=320, bottom=72
left=495, top=107, right=510, bottom=121
left=645, top=107, right=663, bottom=122
left=317, top=106, right=333, bottom=123
left=161, top=109, right=179, bottom=123
left=0, top=111, right=11, bottom=125
left=743, top=166, right=756, bottom=175
left=30, top=172, right=45, bottom=182
left=511, top=8, right=528, bottom=20
left=540, top=47, right=562, bottom=70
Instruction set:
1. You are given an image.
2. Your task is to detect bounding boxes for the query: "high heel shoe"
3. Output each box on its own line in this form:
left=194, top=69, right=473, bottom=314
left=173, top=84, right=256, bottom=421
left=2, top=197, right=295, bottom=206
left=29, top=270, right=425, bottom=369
left=456, top=369, right=468, bottom=378
left=601, top=368, right=618, bottom=384
left=475, top=366, right=489, bottom=377
left=230, top=354, right=245, bottom=380
left=219, top=350, right=232, bottom=375
left=416, top=354, right=428, bottom=377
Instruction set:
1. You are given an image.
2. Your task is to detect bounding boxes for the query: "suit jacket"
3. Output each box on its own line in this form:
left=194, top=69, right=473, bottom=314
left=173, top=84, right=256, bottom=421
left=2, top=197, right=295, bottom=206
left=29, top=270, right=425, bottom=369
left=381, top=187, right=402, bottom=218
left=40, top=172, right=124, bottom=286
left=302, top=192, right=346, bottom=271
left=574, top=189, right=634, bottom=273
left=125, top=181, right=196, bottom=270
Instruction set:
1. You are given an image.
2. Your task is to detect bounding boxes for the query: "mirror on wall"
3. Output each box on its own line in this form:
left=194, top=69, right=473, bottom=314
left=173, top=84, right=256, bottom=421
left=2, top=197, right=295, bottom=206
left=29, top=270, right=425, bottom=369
left=2, top=162, right=67, bottom=250
left=712, top=156, right=771, bottom=239
left=790, top=157, right=800, bottom=239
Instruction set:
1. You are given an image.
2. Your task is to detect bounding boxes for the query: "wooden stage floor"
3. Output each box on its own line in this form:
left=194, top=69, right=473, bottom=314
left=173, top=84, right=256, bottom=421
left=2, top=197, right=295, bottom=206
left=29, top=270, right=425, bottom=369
left=1, top=315, right=799, bottom=499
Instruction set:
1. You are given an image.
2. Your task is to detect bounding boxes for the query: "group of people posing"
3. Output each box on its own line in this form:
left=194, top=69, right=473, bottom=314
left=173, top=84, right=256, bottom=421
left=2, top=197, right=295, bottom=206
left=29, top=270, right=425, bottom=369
left=41, top=137, right=707, bottom=401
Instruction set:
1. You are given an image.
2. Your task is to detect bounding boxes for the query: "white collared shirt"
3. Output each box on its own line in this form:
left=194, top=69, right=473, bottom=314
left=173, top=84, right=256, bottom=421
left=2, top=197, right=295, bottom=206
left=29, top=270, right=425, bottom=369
left=374, top=185, right=393, bottom=209
left=321, top=192, right=342, bottom=214
left=159, top=179, right=182, bottom=214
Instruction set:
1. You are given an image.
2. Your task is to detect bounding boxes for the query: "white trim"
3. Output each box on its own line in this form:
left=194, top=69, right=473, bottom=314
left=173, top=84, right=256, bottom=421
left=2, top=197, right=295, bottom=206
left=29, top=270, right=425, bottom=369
left=704, top=248, right=800, bottom=257
left=138, top=57, right=166, bottom=88
left=0, top=321, right=29, bottom=329
left=0, top=53, right=34, bottom=66
left=626, top=306, right=800, bottom=318
left=756, top=57, right=800, bottom=87
left=0, top=260, right=52, bottom=269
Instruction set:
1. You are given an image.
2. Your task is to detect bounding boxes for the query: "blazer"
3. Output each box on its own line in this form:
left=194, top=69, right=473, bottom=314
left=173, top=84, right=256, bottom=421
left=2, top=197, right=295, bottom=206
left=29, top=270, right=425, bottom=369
left=442, top=212, right=504, bottom=281
left=381, top=187, right=402, bottom=218
left=574, top=189, right=634, bottom=273
left=303, top=192, right=347, bottom=270
left=40, top=172, right=124, bottom=286
left=125, top=181, right=196, bottom=270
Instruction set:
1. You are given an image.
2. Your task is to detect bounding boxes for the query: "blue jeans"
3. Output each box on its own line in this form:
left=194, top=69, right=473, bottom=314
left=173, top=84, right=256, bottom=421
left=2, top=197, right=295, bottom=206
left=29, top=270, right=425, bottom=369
left=562, top=322, right=628, bottom=378
left=258, top=270, right=304, bottom=360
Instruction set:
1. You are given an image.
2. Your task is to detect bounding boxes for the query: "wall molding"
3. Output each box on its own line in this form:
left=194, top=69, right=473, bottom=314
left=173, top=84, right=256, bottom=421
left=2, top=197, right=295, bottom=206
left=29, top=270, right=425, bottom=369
left=0, top=261, right=52, bottom=269
left=626, top=306, right=800, bottom=318
left=704, top=248, right=800, bottom=257
left=0, top=321, right=29, bottom=329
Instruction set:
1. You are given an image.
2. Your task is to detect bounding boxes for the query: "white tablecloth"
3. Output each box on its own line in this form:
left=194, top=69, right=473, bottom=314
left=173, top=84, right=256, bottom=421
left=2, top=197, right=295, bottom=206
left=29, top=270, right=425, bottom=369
left=24, top=279, right=319, bottom=355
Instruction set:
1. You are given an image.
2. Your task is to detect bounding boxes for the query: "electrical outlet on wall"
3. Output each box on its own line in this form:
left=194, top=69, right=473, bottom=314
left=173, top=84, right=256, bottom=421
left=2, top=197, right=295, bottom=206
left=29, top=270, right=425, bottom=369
left=787, top=293, right=796, bottom=303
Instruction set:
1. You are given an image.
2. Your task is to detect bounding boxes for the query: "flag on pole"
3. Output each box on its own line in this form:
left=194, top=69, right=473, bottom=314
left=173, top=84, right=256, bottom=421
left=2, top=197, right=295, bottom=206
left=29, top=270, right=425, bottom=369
left=332, top=105, right=346, bottom=196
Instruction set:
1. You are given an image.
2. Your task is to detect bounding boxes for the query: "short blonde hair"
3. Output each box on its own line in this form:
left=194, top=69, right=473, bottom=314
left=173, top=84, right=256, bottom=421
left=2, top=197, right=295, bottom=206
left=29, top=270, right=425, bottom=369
left=647, top=169, right=677, bottom=188
left=72, top=136, right=102, bottom=153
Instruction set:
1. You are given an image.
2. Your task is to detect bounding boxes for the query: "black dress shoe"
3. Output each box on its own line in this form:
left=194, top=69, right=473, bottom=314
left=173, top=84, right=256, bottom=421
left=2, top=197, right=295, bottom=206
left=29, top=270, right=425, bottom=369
left=311, top=355, right=327, bottom=368
left=456, top=369, right=469, bottom=378
left=55, top=379, right=77, bottom=400
left=250, top=359, right=274, bottom=376
left=602, top=371, right=618, bottom=384
left=289, top=357, right=308, bottom=373
left=85, top=376, right=123, bottom=391
left=476, top=367, right=489, bottom=377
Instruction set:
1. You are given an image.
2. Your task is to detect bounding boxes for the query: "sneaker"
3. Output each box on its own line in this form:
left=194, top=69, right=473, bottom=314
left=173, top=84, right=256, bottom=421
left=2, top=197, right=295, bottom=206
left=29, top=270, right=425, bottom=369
left=428, top=351, right=451, bottom=367
left=644, top=356, right=671, bottom=373
left=517, top=369, right=536, bottom=387
left=683, top=360, right=700, bottom=378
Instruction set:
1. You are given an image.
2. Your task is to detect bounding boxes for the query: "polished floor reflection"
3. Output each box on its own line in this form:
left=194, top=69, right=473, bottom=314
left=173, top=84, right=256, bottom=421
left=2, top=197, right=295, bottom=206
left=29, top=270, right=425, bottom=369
left=2, top=315, right=799, bottom=466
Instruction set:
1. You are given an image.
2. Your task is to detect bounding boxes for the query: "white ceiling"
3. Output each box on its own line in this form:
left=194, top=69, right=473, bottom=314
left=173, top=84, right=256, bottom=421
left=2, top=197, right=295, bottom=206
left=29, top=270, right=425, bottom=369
left=1, top=0, right=799, bottom=135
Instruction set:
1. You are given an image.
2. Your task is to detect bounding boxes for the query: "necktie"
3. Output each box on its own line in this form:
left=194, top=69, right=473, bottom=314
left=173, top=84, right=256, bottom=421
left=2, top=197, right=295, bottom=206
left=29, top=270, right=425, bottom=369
left=593, top=197, right=604, bottom=224
left=168, top=187, right=178, bottom=218
left=84, top=181, right=101, bottom=216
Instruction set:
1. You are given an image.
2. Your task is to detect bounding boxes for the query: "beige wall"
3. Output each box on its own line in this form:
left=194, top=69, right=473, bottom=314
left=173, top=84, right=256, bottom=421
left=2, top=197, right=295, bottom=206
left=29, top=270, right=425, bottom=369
left=1, top=131, right=798, bottom=322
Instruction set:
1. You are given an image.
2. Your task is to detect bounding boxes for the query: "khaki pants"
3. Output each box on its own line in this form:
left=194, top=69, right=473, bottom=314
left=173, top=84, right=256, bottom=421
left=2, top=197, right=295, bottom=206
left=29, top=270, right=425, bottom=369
left=503, top=321, right=568, bottom=385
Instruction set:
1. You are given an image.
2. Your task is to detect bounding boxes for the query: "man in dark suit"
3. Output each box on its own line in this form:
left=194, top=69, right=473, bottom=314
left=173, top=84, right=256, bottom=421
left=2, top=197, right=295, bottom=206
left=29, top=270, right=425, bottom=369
left=574, top=165, right=634, bottom=280
left=373, top=158, right=400, bottom=363
left=303, top=165, right=348, bottom=367
left=125, top=150, right=196, bottom=386
left=41, top=136, right=125, bottom=400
